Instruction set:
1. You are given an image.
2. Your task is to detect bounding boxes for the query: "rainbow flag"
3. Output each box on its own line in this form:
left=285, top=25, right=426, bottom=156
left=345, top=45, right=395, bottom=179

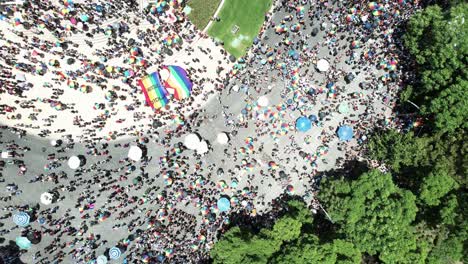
left=138, top=72, right=169, bottom=109
left=163, top=65, right=193, bottom=100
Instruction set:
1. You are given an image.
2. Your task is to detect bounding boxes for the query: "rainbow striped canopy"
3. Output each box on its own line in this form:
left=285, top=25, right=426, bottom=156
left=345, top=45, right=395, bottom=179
left=162, top=65, right=193, bottom=100
left=138, top=72, right=169, bottom=109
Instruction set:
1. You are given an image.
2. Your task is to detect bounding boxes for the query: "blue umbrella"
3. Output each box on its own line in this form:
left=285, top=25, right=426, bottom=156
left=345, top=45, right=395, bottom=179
left=217, top=197, right=230, bottom=212
left=337, top=126, right=353, bottom=141
left=308, top=115, right=318, bottom=122
left=15, top=237, right=32, bottom=250
left=292, top=53, right=300, bottom=60
left=13, top=212, right=30, bottom=227
left=109, top=246, right=122, bottom=260
left=296, top=117, right=312, bottom=132
left=95, top=5, right=104, bottom=12
left=307, top=88, right=316, bottom=96
left=157, top=254, right=166, bottom=262
left=80, top=14, right=89, bottom=22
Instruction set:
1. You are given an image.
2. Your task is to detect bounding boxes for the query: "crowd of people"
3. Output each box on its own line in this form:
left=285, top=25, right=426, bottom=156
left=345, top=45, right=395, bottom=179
left=0, top=0, right=421, bottom=263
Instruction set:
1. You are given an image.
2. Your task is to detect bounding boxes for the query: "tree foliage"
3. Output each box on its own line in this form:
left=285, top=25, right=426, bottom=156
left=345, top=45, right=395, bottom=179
left=272, top=235, right=361, bottom=264
left=367, top=130, right=431, bottom=171
left=319, top=170, right=420, bottom=263
left=419, top=162, right=459, bottom=206
left=403, top=3, right=468, bottom=132
left=210, top=200, right=314, bottom=264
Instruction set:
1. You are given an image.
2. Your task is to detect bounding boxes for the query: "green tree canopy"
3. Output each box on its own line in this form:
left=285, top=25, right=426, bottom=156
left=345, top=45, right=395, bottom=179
left=419, top=161, right=459, bottom=206
left=367, top=130, right=432, bottom=171
left=272, top=235, right=361, bottom=264
left=210, top=200, right=313, bottom=264
left=319, top=170, right=420, bottom=263
left=403, top=3, right=468, bottom=132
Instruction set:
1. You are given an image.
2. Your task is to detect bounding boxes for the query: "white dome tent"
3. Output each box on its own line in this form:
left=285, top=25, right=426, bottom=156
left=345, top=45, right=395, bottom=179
left=257, top=96, right=269, bottom=107
left=195, top=140, right=209, bottom=155
left=184, top=133, right=201, bottom=150
left=316, top=59, right=330, bottom=72
left=216, top=132, right=230, bottom=145
left=40, top=192, right=54, bottom=205
left=127, top=145, right=143, bottom=161
left=68, top=156, right=81, bottom=170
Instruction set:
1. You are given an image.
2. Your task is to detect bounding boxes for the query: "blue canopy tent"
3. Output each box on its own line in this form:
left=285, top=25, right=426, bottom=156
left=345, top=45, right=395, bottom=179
left=337, top=125, right=353, bottom=141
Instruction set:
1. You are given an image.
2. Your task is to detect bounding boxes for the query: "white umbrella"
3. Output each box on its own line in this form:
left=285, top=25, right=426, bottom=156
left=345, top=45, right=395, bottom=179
left=184, top=133, right=201, bottom=150
left=96, top=255, right=108, bottom=264
left=231, top=85, right=239, bottom=92
left=50, top=140, right=57, bottom=147
left=317, top=59, right=330, bottom=72
left=40, top=192, right=53, bottom=205
left=68, top=156, right=81, bottom=170
left=257, top=96, right=269, bottom=107
left=15, top=73, right=26, bottom=82
left=216, top=132, right=229, bottom=145
left=127, top=146, right=143, bottom=161
left=195, top=140, right=209, bottom=154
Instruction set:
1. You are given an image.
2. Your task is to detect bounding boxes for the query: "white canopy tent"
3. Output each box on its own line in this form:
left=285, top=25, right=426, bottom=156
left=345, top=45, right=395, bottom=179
left=1, top=151, right=11, bottom=159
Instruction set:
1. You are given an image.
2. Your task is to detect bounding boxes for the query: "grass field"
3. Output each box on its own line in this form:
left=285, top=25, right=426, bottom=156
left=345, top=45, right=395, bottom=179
left=207, top=0, right=272, bottom=58
left=186, top=0, right=222, bottom=30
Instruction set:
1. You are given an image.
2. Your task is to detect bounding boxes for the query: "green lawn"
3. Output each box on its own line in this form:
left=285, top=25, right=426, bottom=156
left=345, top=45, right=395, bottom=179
left=187, top=0, right=222, bottom=30
left=207, top=0, right=272, bottom=58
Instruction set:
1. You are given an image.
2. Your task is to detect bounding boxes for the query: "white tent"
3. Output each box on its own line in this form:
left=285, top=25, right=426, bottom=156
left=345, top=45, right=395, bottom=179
left=216, top=132, right=229, bottom=145
left=127, top=145, right=143, bottom=161
left=40, top=192, right=53, bottom=205
left=184, top=133, right=201, bottom=150
left=316, top=59, right=330, bottom=72
left=68, top=156, right=81, bottom=170
left=15, top=73, right=26, bottom=82
left=195, top=140, right=209, bottom=154
left=257, top=96, right=269, bottom=107
left=1, top=151, right=11, bottom=159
